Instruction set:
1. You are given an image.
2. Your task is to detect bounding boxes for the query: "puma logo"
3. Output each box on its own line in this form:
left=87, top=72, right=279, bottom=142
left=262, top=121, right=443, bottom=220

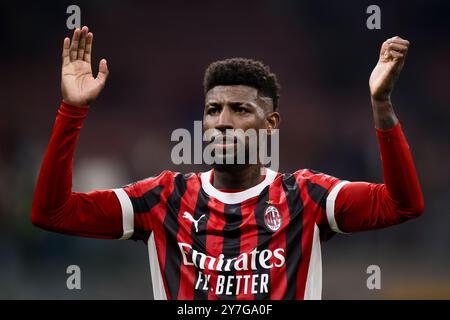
left=182, top=211, right=205, bottom=233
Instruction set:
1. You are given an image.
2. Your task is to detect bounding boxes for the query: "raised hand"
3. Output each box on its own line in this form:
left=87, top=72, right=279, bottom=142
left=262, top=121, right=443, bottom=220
left=61, top=26, right=109, bottom=106
left=369, top=36, right=409, bottom=102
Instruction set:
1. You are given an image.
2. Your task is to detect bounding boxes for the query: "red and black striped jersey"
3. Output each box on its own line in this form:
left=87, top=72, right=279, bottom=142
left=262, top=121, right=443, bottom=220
left=31, top=102, right=425, bottom=300
left=113, top=168, right=344, bottom=300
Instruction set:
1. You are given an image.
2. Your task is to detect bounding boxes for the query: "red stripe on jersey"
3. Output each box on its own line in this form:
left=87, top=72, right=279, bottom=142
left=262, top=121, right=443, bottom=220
left=236, top=200, right=258, bottom=300
left=176, top=175, right=201, bottom=299
left=205, top=198, right=225, bottom=300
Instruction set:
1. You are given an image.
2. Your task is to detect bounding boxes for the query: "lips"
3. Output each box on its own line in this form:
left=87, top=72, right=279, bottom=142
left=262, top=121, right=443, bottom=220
left=213, top=135, right=235, bottom=144
left=211, top=135, right=241, bottom=149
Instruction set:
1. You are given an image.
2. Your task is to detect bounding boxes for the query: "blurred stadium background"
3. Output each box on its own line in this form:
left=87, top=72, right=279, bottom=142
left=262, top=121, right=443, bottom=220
left=0, top=0, right=449, bottom=299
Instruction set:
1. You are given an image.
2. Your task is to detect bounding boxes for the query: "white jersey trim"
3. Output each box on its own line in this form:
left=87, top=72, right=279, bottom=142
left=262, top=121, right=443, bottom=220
left=304, top=223, right=322, bottom=300
left=200, top=168, right=278, bottom=204
left=148, top=232, right=167, bottom=300
left=112, top=188, right=134, bottom=240
left=325, top=181, right=350, bottom=234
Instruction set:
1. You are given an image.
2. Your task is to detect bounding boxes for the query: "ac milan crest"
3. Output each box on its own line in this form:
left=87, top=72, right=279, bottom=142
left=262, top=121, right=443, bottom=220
left=264, top=205, right=282, bottom=232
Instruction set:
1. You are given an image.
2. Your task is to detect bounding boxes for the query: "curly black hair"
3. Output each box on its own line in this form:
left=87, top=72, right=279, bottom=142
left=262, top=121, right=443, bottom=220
left=203, top=58, right=280, bottom=110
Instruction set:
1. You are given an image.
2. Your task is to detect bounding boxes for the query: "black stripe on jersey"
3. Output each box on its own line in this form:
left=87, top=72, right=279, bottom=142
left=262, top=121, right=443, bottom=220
left=306, top=180, right=328, bottom=208
left=308, top=169, right=322, bottom=175
left=163, top=174, right=187, bottom=300
left=217, top=203, right=242, bottom=300
left=253, top=186, right=272, bottom=300
left=192, top=189, right=211, bottom=300
left=129, top=185, right=164, bottom=213
left=282, top=174, right=304, bottom=300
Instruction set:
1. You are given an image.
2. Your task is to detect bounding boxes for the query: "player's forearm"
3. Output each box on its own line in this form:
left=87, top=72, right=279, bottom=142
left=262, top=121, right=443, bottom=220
left=31, top=102, right=89, bottom=226
left=371, top=98, right=399, bottom=130
left=376, top=121, right=424, bottom=215
left=31, top=102, right=126, bottom=239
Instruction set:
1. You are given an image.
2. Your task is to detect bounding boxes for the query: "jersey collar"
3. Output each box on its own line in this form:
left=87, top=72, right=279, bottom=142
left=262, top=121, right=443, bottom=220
left=200, top=168, right=278, bottom=204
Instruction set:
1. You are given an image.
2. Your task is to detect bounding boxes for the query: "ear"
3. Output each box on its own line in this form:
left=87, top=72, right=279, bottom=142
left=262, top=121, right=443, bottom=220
left=266, top=111, right=281, bottom=133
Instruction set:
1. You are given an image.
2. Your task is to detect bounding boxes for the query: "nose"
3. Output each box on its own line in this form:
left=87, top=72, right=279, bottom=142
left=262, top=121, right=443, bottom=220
left=215, top=107, right=234, bottom=132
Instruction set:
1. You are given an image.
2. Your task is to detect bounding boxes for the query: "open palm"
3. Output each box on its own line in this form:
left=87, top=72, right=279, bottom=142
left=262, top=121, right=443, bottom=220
left=61, top=26, right=109, bottom=106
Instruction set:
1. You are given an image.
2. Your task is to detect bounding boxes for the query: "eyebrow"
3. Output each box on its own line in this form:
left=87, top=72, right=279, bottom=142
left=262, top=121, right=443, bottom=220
left=241, top=101, right=258, bottom=108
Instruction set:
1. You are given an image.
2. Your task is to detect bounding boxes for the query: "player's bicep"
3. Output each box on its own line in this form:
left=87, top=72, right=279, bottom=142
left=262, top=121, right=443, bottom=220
left=323, top=180, right=350, bottom=234
left=118, top=174, right=170, bottom=241
left=327, top=181, right=406, bottom=233
left=110, top=188, right=135, bottom=239
left=40, top=189, right=126, bottom=239
left=299, top=169, right=346, bottom=239
left=116, top=183, right=156, bottom=241
left=117, top=174, right=172, bottom=241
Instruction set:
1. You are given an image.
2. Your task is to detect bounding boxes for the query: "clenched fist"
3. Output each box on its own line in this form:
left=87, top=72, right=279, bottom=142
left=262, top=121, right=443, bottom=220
left=369, top=36, right=409, bottom=102
left=61, top=26, right=109, bottom=106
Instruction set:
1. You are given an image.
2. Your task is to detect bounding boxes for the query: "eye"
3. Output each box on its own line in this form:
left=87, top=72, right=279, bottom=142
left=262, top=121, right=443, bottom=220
left=232, top=104, right=249, bottom=114
left=236, top=107, right=248, bottom=113
left=206, top=105, right=220, bottom=115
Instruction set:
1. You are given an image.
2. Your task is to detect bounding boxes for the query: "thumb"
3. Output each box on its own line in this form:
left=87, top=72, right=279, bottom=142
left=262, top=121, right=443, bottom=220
left=96, top=58, right=109, bottom=85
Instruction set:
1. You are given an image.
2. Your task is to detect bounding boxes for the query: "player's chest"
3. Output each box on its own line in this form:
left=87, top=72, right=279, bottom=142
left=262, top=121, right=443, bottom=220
left=165, top=192, right=315, bottom=247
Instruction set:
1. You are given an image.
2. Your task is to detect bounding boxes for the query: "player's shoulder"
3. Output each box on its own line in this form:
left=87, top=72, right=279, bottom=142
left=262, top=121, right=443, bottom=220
left=293, top=168, right=335, bottom=179
left=277, top=168, right=340, bottom=187
left=123, top=170, right=201, bottom=193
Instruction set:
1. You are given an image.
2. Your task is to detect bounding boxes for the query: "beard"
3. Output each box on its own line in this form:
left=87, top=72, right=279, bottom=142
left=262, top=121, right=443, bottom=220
left=209, top=141, right=259, bottom=173
left=204, top=128, right=265, bottom=172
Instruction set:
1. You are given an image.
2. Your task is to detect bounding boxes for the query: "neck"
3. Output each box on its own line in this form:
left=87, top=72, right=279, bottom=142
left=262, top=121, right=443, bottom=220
left=212, top=165, right=265, bottom=190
